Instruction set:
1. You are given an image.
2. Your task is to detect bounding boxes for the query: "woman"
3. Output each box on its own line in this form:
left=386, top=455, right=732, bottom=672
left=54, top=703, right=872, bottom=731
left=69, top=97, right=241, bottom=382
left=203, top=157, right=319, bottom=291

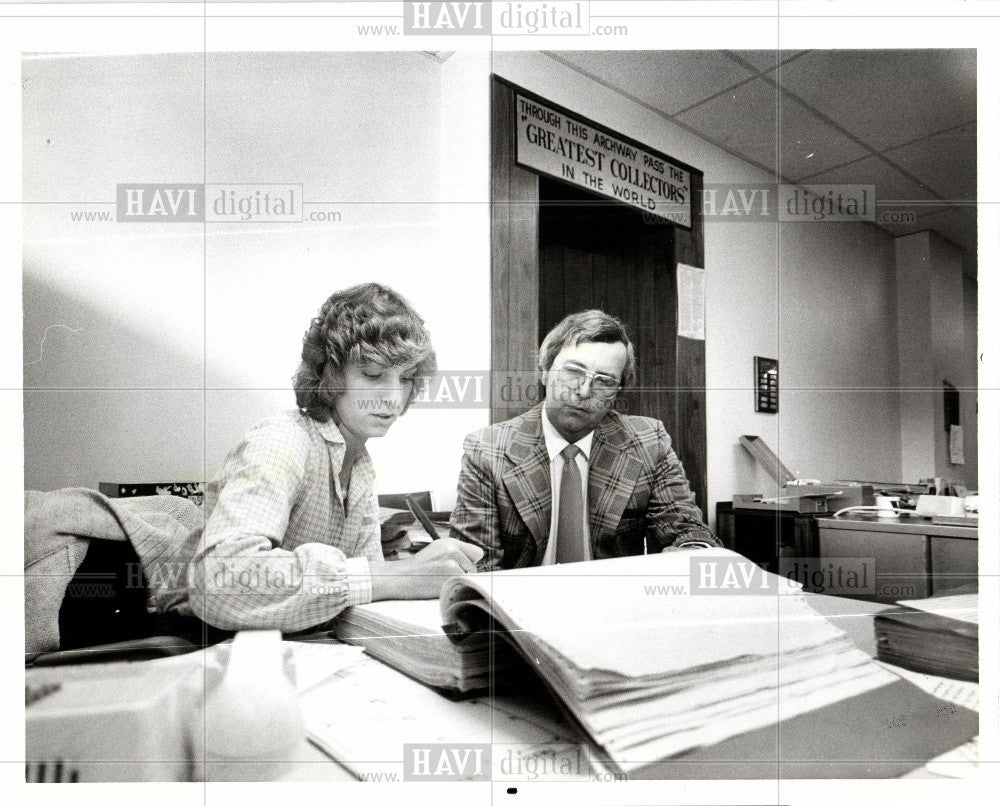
left=188, top=283, right=481, bottom=632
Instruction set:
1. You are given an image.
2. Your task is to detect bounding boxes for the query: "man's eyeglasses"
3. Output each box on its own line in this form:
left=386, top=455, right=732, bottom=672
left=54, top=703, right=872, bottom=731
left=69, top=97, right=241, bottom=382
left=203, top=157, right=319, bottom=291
left=555, top=366, right=622, bottom=398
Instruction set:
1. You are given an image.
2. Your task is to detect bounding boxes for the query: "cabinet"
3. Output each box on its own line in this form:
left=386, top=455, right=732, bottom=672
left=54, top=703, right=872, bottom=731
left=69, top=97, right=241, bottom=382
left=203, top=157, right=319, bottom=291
left=714, top=502, right=820, bottom=570
left=813, top=525, right=929, bottom=600
left=716, top=504, right=978, bottom=603
left=816, top=514, right=977, bottom=603
left=929, top=536, right=979, bottom=594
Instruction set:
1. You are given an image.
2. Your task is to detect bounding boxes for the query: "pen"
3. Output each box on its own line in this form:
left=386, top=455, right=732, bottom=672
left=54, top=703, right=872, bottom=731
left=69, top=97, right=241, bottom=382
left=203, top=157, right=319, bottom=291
left=405, top=495, right=443, bottom=540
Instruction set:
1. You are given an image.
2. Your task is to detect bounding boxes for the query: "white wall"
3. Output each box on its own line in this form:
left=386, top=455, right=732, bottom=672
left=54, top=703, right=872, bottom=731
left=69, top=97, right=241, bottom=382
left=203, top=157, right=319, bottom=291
left=23, top=50, right=978, bottom=519
left=929, top=233, right=966, bottom=482
left=23, top=52, right=491, bottom=504
left=962, top=273, right=979, bottom=488
left=23, top=53, right=207, bottom=493
left=774, top=222, right=901, bottom=486
left=896, top=232, right=937, bottom=481
left=894, top=231, right=979, bottom=490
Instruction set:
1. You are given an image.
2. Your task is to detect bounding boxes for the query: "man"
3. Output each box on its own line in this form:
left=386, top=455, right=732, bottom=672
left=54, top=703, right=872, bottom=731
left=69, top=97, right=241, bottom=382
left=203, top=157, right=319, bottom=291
left=450, top=309, right=719, bottom=570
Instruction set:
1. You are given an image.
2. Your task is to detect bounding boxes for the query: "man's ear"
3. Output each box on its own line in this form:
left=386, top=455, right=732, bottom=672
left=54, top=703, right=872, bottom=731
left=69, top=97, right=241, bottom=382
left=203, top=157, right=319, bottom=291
left=535, top=368, right=549, bottom=406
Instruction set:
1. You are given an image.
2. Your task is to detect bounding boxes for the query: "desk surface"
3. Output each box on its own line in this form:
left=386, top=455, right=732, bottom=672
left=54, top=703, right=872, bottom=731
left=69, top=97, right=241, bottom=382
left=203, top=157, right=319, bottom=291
left=818, top=513, right=978, bottom=538
left=25, top=592, right=976, bottom=784
left=286, top=593, right=975, bottom=782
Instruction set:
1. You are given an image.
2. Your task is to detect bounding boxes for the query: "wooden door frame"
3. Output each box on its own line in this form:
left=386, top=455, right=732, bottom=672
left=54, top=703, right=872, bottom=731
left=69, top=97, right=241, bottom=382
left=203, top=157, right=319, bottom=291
left=490, top=77, right=540, bottom=424
left=489, top=75, right=708, bottom=515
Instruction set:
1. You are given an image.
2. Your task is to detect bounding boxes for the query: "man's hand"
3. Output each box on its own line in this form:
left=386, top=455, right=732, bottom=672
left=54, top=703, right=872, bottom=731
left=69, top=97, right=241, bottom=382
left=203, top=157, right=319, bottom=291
left=370, top=538, right=485, bottom=601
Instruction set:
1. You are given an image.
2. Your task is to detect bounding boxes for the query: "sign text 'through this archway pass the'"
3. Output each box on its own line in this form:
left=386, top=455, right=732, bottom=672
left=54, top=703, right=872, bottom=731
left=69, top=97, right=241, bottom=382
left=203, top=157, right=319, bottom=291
left=515, top=92, right=692, bottom=228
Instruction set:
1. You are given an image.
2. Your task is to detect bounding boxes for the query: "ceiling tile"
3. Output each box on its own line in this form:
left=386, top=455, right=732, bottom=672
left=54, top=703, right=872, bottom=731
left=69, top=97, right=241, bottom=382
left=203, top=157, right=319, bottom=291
left=674, top=77, right=777, bottom=174
left=774, top=49, right=976, bottom=151
left=915, top=204, right=977, bottom=230
left=725, top=50, right=807, bottom=74
left=551, top=49, right=975, bottom=259
left=908, top=205, right=954, bottom=220
left=551, top=50, right=756, bottom=116
left=873, top=204, right=948, bottom=237
left=796, top=155, right=937, bottom=210
left=882, top=122, right=977, bottom=202
left=778, top=96, right=871, bottom=181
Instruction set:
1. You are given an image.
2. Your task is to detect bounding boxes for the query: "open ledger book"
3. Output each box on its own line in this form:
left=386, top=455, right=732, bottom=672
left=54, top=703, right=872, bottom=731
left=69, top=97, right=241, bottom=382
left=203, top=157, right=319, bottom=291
left=333, top=598, right=521, bottom=693
left=333, top=549, right=978, bottom=774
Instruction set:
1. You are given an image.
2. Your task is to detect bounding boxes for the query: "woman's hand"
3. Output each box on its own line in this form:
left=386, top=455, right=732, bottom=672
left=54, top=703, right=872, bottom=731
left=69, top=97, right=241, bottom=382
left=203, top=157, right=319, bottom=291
left=369, top=538, right=485, bottom=601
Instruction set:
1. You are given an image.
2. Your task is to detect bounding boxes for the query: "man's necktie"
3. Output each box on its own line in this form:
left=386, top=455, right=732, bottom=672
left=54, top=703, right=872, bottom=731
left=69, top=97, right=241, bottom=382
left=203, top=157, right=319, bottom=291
left=556, top=444, right=585, bottom=564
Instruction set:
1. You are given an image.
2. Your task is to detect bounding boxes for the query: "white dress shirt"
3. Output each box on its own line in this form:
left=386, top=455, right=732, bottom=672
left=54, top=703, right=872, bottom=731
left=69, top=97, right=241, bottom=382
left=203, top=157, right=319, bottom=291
left=540, top=406, right=594, bottom=565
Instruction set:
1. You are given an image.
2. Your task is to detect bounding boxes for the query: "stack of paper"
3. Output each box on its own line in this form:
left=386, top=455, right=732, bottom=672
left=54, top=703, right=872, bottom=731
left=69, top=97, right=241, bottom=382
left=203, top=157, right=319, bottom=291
left=875, top=591, right=978, bottom=682
left=441, top=549, right=898, bottom=772
left=333, top=599, right=520, bottom=693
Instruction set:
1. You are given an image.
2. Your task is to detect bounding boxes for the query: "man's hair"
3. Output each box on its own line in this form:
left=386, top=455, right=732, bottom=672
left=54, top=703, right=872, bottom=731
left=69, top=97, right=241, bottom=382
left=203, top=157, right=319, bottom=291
left=293, top=283, right=437, bottom=422
left=538, top=309, right=637, bottom=388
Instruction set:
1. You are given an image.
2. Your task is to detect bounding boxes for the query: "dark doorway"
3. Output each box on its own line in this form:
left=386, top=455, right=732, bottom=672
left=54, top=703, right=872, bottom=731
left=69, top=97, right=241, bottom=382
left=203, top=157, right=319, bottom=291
left=490, top=76, right=707, bottom=514
left=538, top=175, right=678, bottom=431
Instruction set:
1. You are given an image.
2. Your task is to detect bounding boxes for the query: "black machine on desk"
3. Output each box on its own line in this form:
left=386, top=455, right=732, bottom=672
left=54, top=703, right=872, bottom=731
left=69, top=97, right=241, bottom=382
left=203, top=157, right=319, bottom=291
left=734, top=436, right=874, bottom=514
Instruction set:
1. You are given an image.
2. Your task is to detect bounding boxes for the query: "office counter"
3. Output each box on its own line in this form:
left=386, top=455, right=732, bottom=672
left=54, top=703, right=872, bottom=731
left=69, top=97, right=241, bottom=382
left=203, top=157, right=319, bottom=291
left=816, top=513, right=978, bottom=601
left=716, top=505, right=978, bottom=603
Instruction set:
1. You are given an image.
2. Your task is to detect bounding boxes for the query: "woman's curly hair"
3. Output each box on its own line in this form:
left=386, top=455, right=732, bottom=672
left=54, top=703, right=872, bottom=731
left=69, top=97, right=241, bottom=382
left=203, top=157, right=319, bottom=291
left=293, top=283, right=437, bottom=422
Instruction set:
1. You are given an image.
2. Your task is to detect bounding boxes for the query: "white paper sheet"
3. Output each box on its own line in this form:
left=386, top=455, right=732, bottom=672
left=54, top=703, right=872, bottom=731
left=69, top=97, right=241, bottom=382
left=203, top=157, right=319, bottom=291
left=878, top=662, right=979, bottom=710
left=676, top=262, right=705, bottom=340
left=289, top=641, right=365, bottom=693
left=897, top=593, right=978, bottom=625
left=923, top=736, right=979, bottom=778
left=949, top=424, right=965, bottom=464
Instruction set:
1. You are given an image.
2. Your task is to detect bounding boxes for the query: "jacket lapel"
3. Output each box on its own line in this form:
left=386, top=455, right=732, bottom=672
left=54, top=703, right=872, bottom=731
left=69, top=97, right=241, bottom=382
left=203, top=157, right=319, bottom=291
left=588, top=412, right=641, bottom=539
left=501, top=407, right=552, bottom=555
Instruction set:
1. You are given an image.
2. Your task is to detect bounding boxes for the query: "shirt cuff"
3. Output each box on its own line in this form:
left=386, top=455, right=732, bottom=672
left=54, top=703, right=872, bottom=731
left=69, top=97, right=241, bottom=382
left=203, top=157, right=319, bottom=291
left=671, top=541, right=715, bottom=550
left=345, top=557, right=373, bottom=606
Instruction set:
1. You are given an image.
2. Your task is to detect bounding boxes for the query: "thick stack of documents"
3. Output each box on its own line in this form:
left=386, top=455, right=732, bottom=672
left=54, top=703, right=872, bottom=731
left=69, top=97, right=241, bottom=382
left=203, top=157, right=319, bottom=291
left=440, top=549, right=903, bottom=772
left=333, top=599, right=520, bottom=694
left=875, top=590, right=978, bottom=682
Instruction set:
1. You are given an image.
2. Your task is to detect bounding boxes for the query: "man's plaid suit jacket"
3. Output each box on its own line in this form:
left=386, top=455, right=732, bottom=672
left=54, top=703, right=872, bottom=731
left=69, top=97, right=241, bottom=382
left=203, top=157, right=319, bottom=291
left=449, top=404, right=719, bottom=570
